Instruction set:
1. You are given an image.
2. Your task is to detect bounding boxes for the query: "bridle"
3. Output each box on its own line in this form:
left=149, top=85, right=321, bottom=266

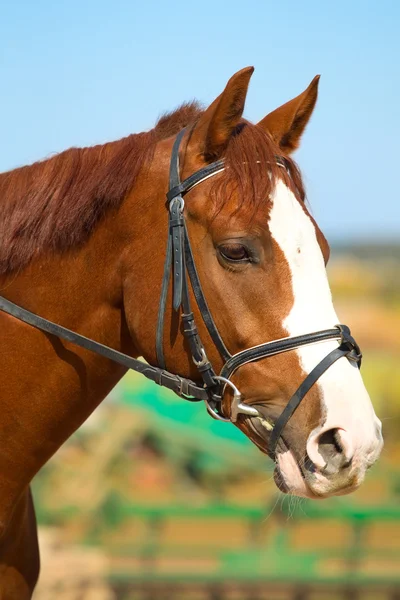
left=0, top=128, right=362, bottom=459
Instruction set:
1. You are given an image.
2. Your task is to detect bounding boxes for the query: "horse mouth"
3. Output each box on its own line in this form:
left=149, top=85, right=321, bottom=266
left=241, top=411, right=312, bottom=496
left=274, top=449, right=319, bottom=498
left=273, top=466, right=291, bottom=494
left=243, top=412, right=355, bottom=499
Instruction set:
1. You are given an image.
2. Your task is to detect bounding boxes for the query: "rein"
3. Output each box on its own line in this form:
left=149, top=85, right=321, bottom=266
left=0, top=128, right=362, bottom=459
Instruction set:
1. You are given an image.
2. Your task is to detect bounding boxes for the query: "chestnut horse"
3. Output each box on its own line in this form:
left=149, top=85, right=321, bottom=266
left=0, top=67, right=382, bottom=597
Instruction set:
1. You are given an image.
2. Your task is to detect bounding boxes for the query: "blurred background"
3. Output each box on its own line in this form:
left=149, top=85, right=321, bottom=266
left=1, top=1, right=399, bottom=599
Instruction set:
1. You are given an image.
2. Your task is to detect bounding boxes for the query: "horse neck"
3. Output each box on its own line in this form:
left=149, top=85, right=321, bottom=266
left=0, top=206, right=139, bottom=493
left=5, top=207, right=131, bottom=343
left=0, top=141, right=177, bottom=516
left=1, top=136, right=171, bottom=390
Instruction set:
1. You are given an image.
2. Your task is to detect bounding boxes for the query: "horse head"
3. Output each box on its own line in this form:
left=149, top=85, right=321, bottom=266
left=124, top=68, right=383, bottom=498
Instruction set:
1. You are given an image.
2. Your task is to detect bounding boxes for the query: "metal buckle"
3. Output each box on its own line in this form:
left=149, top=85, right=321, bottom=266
left=156, top=369, right=168, bottom=386
left=175, top=377, right=199, bottom=401
left=178, top=377, right=190, bottom=397
left=335, top=324, right=362, bottom=364
left=169, top=196, right=184, bottom=213
left=193, top=348, right=209, bottom=368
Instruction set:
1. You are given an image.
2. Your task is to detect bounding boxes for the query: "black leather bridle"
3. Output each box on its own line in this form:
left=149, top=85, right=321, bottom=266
left=0, top=128, right=362, bottom=459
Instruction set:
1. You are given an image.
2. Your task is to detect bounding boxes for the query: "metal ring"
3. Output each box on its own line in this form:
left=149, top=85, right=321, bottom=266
left=203, top=377, right=239, bottom=423
left=204, top=400, right=231, bottom=422
left=214, top=376, right=261, bottom=423
left=204, top=377, right=261, bottom=423
left=213, top=376, right=241, bottom=396
left=203, top=376, right=233, bottom=422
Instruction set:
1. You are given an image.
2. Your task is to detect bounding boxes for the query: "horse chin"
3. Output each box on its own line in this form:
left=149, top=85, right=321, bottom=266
left=242, top=414, right=362, bottom=499
left=274, top=448, right=318, bottom=498
left=274, top=447, right=363, bottom=499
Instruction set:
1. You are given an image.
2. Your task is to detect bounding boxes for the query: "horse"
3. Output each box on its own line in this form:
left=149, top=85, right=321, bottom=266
left=0, top=67, right=382, bottom=598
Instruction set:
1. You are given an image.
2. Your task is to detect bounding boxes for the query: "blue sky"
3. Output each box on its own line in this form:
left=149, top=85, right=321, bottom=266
left=1, top=0, right=398, bottom=241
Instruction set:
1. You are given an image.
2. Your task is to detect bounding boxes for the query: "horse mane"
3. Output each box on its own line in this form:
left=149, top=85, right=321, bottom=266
left=0, top=101, right=304, bottom=275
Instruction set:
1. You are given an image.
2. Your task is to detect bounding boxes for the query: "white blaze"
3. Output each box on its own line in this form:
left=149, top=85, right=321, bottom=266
left=268, top=180, right=381, bottom=467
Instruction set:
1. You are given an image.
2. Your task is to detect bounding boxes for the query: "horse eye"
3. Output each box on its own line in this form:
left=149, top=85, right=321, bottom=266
left=219, top=243, right=250, bottom=262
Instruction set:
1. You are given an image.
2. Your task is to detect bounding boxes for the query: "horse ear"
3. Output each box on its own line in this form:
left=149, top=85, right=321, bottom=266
left=258, top=75, right=320, bottom=154
left=189, top=67, right=254, bottom=161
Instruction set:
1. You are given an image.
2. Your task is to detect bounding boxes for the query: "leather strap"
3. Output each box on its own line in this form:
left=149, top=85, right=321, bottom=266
left=166, top=160, right=225, bottom=203
left=0, top=296, right=207, bottom=401
left=170, top=198, right=185, bottom=311
left=157, top=127, right=228, bottom=399
left=168, top=130, right=187, bottom=312
left=220, top=328, right=345, bottom=379
left=155, top=222, right=172, bottom=369
left=184, top=225, right=231, bottom=362
left=269, top=343, right=358, bottom=455
left=180, top=265, right=218, bottom=390
left=153, top=127, right=222, bottom=404
left=168, top=128, right=186, bottom=191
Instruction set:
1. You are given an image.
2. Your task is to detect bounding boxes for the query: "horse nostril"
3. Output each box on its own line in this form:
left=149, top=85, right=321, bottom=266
left=307, top=428, right=354, bottom=474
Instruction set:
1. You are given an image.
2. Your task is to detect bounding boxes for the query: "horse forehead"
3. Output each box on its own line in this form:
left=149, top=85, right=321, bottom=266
left=268, top=179, right=326, bottom=252
left=188, top=175, right=316, bottom=241
left=188, top=196, right=272, bottom=236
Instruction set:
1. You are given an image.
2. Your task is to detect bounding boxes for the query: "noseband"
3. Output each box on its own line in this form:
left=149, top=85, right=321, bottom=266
left=0, top=128, right=362, bottom=459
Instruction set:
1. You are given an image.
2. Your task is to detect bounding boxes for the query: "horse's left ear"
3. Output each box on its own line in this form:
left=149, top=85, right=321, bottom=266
left=258, top=75, right=320, bottom=154
left=189, top=66, right=254, bottom=160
